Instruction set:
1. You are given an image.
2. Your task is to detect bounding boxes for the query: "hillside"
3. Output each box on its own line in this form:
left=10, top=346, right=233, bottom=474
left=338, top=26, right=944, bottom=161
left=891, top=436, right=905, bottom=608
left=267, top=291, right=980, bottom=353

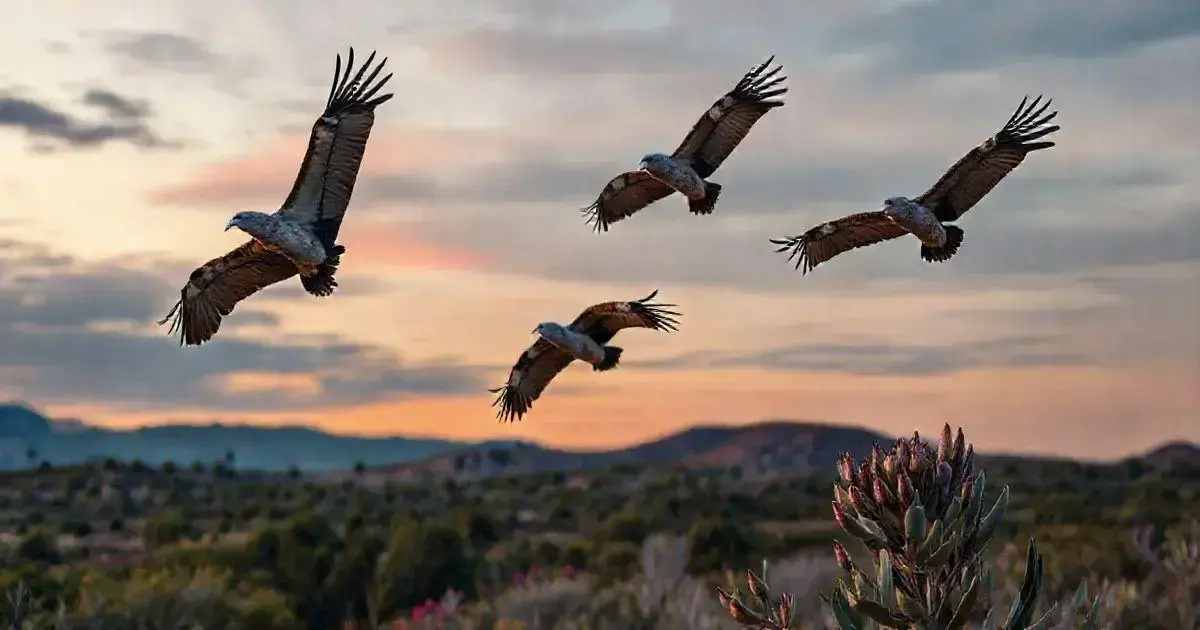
left=4, top=402, right=1196, bottom=477
left=374, top=420, right=892, bottom=481
left=0, top=403, right=501, bottom=472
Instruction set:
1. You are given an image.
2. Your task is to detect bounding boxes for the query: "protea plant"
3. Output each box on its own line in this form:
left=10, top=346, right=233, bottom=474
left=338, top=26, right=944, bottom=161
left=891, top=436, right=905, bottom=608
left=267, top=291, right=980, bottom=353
left=716, top=423, right=1102, bottom=630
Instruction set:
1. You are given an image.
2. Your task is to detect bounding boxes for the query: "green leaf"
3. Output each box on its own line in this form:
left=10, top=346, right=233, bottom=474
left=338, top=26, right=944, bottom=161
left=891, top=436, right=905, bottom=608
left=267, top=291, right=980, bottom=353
left=916, top=518, right=943, bottom=564
left=828, top=586, right=864, bottom=630
left=904, top=503, right=927, bottom=548
left=877, top=550, right=897, bottom=610
left=850, top=595, right=912, bottom=629
left=943, top=497, right=962, bottom=524
left=1021, top=603, right=1058, bottom=630
left=1004, top=538, right=1044, bottom=630
left=922, top=531, right=958, bottom=568
left=947, top=575, right=980, bottom=629
left=975, top=485, right=1010, bottom=551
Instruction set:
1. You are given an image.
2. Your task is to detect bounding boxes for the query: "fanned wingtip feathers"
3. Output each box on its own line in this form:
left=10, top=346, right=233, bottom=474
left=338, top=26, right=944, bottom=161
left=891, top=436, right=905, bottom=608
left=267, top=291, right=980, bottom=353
left=580, top=201, right=607, bottom=233
left=324, top=46, right=394, bottom=115
left=770, top=235, right=812, bottom=274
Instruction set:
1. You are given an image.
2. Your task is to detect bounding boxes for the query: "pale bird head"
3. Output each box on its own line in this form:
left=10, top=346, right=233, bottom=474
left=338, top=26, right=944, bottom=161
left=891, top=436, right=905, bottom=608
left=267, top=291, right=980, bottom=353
left=532, top=322, right=553, bottom=336
left=225, top=211, right=271, bottom=235
left=638, top=153, right=670, bottom=172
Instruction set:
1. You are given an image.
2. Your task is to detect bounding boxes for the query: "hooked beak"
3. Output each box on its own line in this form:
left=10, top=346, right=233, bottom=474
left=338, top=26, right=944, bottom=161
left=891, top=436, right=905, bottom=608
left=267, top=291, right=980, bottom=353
left=530, top=327, right=539, bottom=335
left=224, top=219, right=237, bottom=232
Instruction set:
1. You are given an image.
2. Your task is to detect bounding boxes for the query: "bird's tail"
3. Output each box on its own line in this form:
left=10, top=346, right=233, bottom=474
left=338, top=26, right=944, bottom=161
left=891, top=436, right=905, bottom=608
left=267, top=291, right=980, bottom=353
left=688, top=181, right=723, bottom=216
left=302, top=245, right=345, bottom=297
left=920, top=225, right=964, bottom=263
left=593, top=346, right=624, bottom=372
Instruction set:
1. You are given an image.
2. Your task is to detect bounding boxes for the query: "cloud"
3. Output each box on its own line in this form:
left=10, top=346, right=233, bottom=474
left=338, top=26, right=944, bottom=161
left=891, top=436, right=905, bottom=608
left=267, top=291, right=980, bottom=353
left=0, top=240, right=484, bottom=412
left=103, top=32, right=218, bottom=74
left=0, top=86, right=172, bottom=152
left=633, top=333, right=1088, bottom=376
left=837, top=0, right=1200, bottom=73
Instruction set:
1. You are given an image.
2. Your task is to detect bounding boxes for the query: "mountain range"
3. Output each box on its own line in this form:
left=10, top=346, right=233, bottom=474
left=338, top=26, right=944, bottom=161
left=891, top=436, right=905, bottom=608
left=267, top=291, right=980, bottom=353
left=2, top=402, right=1196, bottom=475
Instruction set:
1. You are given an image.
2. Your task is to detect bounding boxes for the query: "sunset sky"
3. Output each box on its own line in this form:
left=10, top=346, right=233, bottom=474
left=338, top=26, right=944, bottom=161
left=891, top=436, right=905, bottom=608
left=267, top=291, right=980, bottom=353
left=0, top=0, right=1196, bottom=460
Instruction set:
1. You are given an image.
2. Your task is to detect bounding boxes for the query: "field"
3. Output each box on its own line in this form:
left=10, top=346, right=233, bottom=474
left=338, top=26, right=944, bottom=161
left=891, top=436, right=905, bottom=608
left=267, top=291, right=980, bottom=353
left=0, top=426, right=1197, bottom=629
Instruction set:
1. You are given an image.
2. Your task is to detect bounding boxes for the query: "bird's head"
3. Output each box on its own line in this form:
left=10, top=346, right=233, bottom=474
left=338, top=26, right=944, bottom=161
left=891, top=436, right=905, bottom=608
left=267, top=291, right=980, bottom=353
left=881, top=197, right=912, bottom=216
left=225, top=211, right=273, bottom=236
left=638, top=153, right=670, bottom=172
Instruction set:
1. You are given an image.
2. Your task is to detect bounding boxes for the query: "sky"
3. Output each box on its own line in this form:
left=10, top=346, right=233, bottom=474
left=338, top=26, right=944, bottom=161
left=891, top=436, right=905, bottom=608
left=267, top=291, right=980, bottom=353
left=0, top=0, right=1196, bottom=460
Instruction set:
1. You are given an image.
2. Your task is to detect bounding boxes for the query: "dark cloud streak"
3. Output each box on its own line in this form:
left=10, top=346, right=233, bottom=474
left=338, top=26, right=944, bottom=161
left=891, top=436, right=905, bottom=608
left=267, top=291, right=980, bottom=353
left=0, top=242, right=483, bottom=412
left=0, top=87, right=171, bottom=152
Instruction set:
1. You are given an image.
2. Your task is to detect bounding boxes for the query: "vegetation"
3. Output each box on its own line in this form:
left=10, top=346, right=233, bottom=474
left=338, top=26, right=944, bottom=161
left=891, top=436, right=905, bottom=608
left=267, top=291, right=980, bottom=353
left=0, top=424, right=1196, bottom=629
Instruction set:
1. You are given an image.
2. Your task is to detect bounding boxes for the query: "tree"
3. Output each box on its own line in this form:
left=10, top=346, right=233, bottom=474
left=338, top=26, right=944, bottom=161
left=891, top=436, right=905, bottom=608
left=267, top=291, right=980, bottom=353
left=16, top=528, right=62, bottom=564
left=376, top=518, right=475, bottom=620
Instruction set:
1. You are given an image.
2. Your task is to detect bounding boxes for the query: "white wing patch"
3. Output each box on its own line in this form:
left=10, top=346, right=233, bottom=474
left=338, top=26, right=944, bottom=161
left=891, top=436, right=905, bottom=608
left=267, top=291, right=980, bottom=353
left=508, top=369, right=522, bottom=387
left=611, top=177, right=626, bottom=192
left=819, top=223, right=837, bottom=236
left=707, top=105, right=724, bottom=121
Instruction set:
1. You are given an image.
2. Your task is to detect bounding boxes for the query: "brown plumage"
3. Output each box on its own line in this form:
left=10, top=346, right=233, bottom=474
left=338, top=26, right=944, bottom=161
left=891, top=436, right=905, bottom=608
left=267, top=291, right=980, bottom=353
left=489, top=290, right=681, bottom=423
left=770, top=212, right=911, bottom=275
left=160, top=48, right=392, bottom=346
left=278, top=48, right=394, bottom=250
left=771, top=95, right=1059, bottom=275
left=670, top=56, right=788, bottom=179
left=915, top=94, right=1060, bottom=222
left=582, top=57, right=787, bottom=232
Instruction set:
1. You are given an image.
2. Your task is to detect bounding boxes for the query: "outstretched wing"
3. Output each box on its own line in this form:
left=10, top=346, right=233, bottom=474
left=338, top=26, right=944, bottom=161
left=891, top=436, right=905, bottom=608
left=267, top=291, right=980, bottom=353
left=277, top=48, right=395, bottom=251
left=489, top=339, right=576, bottom=423
left=670, top=56, right=787, bottom=178
left=159, top=241, right=299, bottom=346
left=770, top=211, right=910, bottom=275
left=581, top=170, right=677, bottom=232
left=568, top=289, right=681, bottom=345
left=915, top=95, right=1060, bottom=222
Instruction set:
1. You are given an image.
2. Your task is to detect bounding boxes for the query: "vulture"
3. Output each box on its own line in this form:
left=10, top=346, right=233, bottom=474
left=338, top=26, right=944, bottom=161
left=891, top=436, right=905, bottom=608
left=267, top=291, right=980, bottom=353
left=160, top=48, right=393, bottom=346
left=490, top=290, right=681, bottom=422
left=771, top=95, right=1061, bottom=275
left=582, top=57, right=787, bottom=232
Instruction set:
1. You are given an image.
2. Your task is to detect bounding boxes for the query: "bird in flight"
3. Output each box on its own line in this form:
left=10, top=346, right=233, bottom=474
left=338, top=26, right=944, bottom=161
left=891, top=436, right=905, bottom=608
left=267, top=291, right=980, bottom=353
left=160, top=48, right=393, bottom=346
left=771, top=95, right=1060, bottom=275
left=582, top=57, right=787, bottom=232
left=490, top=291, right=681, bottom=422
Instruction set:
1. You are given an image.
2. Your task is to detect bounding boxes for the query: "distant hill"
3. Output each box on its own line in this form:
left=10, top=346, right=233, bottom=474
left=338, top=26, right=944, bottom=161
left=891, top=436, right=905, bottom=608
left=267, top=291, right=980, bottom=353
left=375, top=420, right=892, bottom=481
left=3, top=402, right=1196, bottom=477
left=0, top=403, right=515, bottom=472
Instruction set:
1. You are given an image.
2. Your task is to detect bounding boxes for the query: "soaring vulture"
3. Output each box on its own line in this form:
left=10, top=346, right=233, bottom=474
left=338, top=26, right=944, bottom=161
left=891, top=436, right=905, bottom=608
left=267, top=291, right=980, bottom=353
left=581, top=57, right=787, bottom=232
left=490, top=290, right=681, bottom=422
left=159, top=48, right=393, bottom=346
left=771, top=95, right=1060, bottom=274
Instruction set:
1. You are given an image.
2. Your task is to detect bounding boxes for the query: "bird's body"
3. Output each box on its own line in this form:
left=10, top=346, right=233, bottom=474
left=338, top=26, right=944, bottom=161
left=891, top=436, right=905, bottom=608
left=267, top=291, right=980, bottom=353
left=160, top=47, right=394, bottom=346
left=490, top=291, right=681, bottom=422
left=881, top=197, right=948, bottom=248
left=534, top=322, right=607, bottom=365
left=638, top=153, right=708, bottom=200
left=772, top=95, right=1060, bottom=274
left=224, top=211, right=328, bottom=270
left=583, top=57, right=787, bottom=232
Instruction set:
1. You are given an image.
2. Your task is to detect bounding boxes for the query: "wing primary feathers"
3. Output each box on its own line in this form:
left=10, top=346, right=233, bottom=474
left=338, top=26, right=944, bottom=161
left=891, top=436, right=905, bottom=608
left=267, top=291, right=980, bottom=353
left=769, top=236, right=811, bottom=273
left=630, top=289, right=681, bottom=332
left=974, top=94, right=1060, bottom=155
left=324, top=48, right=395, bottom=115
left=996, top=94, right=1059, bottom=151
left=580, top=201, right=607, bottom=233
left=734, top=55, right=788, bottom=107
